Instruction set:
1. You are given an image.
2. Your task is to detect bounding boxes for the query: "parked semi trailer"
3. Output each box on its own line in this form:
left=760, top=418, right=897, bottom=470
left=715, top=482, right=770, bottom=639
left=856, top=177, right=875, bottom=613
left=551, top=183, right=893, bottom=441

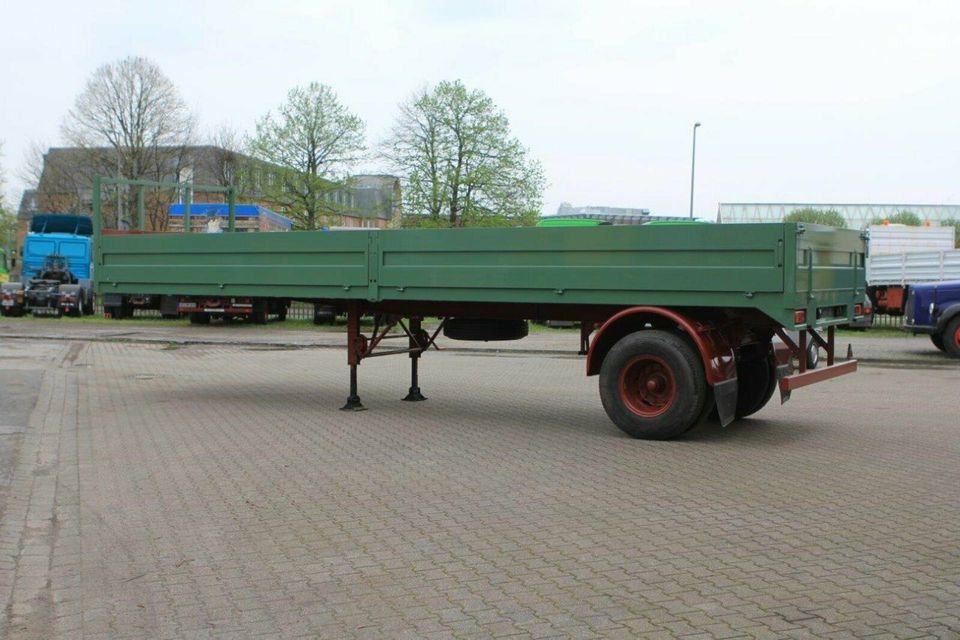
left=93, top=177, right=866, bottom=440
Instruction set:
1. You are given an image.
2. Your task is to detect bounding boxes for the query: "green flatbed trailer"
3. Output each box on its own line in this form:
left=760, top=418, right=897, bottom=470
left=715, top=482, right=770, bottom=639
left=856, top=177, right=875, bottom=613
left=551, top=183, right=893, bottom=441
left=94, top=177, right=866, bottom=439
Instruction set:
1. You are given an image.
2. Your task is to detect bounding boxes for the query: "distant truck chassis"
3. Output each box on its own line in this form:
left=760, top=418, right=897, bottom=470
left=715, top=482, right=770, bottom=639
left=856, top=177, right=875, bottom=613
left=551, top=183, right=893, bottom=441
left=1, top=215, right=94, bottom=318
left=94, top=177, right=867, bottom=440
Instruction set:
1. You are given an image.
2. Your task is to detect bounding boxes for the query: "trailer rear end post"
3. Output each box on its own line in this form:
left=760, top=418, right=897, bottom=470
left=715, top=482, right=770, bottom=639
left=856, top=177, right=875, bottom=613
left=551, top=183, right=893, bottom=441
left=137, top=186, right=146, bottom=231
left=183, top=185, right=192, bottom=234
left=402, top=316, right=428, bottom=402
left=227, top=187, right=236, bottom=233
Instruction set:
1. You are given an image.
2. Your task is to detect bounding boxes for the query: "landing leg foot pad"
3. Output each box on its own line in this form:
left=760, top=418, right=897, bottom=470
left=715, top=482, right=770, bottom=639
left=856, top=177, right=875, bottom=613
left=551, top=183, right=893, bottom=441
left=402, top=387, right=427, bottom=402
left=340, top=396, right=366, bottom=411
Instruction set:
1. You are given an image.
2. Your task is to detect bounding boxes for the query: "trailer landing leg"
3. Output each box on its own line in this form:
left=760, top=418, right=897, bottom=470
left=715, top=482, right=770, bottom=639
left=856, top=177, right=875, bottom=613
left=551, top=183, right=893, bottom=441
left=403, top=317, right=427, bottom=401
left=341, top=302, right=367, bottom=411
left=403, top=357, right=427, bottom=402
left=341, top=364, right=366, bottom=411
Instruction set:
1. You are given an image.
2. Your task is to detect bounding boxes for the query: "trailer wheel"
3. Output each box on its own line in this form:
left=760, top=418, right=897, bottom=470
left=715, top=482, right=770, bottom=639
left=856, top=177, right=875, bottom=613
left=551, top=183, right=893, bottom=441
left=599, top=330, right=707, bottom=440
left=944, top=318, right=960, bottom=358
left=189, top=312, right=211, bottom=325
left=735, top=350, right=777, bottom=419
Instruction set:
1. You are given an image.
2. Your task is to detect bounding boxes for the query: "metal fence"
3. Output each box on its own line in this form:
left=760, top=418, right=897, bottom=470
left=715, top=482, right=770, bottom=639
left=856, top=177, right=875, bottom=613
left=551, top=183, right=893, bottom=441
left=871, top=313, right=904, bottom=329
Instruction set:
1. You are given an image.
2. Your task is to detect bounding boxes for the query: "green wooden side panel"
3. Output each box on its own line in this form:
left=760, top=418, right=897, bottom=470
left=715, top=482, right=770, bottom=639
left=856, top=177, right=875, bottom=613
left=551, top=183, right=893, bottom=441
left=98, top=231, right=370, bottom=299
left=95, top=223, right=866, bottom=328
left=377, top=224, right=785, bottom=303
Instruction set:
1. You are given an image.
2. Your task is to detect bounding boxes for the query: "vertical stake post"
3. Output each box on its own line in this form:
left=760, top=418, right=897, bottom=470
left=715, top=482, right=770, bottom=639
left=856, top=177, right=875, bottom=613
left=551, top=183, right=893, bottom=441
left=227, top=186, right=236, bottom=232
left=183, top=185, right=192, bottom=234
left=827, top=325, right=835, bottom=366
left=137, top=186, right=146, bottom=231
left=798, top=330, right=808, bottom=374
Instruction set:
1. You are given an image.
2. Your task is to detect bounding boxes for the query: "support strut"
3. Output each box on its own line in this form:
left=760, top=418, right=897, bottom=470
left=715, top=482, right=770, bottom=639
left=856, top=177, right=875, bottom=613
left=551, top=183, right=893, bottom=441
left=402, top=316, right=427, bottom=401
left=341, top=364, right=365, bottom=411
left=340, top=301, right=366, bottom=411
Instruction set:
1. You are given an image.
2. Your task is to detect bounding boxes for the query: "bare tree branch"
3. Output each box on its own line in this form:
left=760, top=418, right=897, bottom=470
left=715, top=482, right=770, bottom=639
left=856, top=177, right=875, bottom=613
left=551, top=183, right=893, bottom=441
left=61, top=56, right=195, bottom=229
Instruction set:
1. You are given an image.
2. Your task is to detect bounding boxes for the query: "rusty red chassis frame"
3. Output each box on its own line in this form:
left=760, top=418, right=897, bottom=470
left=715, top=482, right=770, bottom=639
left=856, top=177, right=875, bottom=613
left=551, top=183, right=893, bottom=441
left=334, top=300, right=857, bottom=426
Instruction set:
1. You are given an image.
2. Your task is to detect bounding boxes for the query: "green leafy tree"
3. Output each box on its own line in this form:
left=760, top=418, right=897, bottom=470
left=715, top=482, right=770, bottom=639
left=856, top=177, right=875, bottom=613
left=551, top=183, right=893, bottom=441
left=784, top=207, right=847, bottom=228
left=869, top=210, right=922, bottom=226
left=248, top=82, right=366, bottom=230
left=383, top=80, right=545, bottom=228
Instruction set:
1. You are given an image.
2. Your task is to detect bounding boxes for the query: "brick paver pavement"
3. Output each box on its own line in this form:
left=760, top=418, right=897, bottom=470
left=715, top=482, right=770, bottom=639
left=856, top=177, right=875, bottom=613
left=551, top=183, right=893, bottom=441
left=1, top=339, right=958, bottom=638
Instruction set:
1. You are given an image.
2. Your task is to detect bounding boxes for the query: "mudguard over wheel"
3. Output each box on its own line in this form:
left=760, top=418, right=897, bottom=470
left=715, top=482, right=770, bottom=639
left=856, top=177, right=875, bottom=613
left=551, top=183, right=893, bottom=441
left=599, top=330, right=708, bottom=440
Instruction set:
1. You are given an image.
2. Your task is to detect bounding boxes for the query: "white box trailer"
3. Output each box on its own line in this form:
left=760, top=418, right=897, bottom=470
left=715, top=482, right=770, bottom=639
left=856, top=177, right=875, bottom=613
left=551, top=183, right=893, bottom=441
left=865, top=226, right=959, bottom=314
left=869, top=250, right=960, bottom=285
left=866, top=224, right=955, bottom=256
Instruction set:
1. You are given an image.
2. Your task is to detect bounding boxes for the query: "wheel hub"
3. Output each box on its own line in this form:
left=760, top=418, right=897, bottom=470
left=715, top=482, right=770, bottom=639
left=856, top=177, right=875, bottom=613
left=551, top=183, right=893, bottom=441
left=619, top=356, right=677, bottom=417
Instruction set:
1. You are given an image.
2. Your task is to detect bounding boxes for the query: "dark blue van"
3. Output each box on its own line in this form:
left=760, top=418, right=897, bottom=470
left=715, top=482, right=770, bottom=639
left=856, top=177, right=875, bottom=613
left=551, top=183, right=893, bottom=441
left=903, top=280, right=960, bottom=356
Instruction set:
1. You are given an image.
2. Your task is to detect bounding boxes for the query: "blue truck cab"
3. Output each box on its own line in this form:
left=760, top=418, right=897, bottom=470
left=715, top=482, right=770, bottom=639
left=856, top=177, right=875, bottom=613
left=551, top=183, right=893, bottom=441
left=903, top=280, right=960, bottom=357
left=22, top=232, right=93, bottom=281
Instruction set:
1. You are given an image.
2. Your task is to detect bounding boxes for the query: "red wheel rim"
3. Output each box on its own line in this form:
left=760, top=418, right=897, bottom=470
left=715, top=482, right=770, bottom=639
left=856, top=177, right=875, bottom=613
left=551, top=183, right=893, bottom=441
left=618, top=355, right=677, bottom=417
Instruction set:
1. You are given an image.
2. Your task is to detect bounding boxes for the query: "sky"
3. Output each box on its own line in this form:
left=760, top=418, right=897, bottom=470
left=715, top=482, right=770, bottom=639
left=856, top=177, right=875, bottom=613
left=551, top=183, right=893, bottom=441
left=2, top=0, right=959, bottom=218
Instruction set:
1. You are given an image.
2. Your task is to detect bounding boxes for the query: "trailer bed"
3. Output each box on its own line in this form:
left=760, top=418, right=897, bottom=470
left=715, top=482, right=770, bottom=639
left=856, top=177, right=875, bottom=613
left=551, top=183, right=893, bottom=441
left=96, top=223, right=865, bottom=329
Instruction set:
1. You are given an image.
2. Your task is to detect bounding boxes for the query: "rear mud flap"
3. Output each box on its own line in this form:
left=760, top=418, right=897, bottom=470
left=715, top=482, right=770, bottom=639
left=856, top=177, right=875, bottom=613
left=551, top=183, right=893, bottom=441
left=776, top=364, right=793, bottom=403
left=713, top=378, right=738, bottom=427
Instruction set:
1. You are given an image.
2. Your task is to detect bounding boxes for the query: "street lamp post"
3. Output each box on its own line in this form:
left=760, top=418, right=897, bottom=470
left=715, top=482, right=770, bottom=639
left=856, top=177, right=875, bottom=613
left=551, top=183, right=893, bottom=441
left=689, top=122, right=701, bottom=219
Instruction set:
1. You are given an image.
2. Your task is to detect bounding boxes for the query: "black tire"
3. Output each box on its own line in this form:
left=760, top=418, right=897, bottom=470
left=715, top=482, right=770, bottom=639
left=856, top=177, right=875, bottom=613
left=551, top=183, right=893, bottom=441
left=189, top=312, right=211, bottom=325
left=735, top=348, right=777, bottom=419
left=944, top=317, right=960, bottom=358
left=251, top=301, right=268, bottom=325
left=599, top=330, right=708, bottom=440
left=444, top=318, right=528, bottom=341
left=931, top=332, right=946, bottom=352
left=806, top=342, right=819, bottom=370
left=277, top=306, right=288, bottom=322
left=313, top=304, right=336, bottom=325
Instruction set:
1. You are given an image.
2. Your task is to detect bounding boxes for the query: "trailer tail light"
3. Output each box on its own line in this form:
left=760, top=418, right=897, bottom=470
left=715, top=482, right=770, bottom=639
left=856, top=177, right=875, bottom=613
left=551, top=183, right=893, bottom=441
left=854, top=303, right=863, bottom=316
left=794, top=309, right=806, bottom=325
